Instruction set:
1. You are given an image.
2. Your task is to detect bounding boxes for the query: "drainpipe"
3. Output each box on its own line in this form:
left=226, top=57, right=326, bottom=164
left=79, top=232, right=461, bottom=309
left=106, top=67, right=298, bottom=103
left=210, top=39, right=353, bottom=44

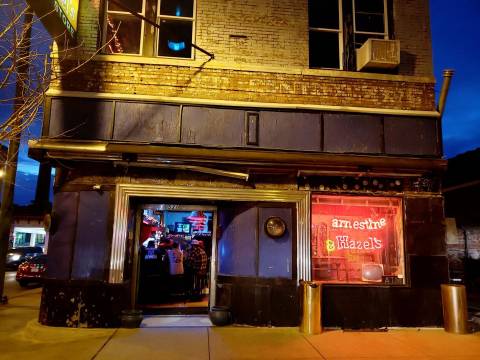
left=438, top=69, right=455, bottom=116
left=436, top=69, right=455, bottom=157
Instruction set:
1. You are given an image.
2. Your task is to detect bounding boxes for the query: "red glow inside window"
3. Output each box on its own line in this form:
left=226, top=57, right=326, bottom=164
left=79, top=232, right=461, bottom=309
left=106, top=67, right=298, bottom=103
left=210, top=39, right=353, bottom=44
left=311, top=195, right=405, bottom=284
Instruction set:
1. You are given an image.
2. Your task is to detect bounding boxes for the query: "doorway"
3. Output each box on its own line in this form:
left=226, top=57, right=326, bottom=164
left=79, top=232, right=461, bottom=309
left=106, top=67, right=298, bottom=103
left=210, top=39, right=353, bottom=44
left=134, top=204, right=217, bottom=314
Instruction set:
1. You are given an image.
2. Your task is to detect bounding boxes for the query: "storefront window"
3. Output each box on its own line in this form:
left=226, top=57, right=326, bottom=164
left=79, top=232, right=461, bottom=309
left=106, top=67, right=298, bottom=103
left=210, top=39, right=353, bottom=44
left=311, top=195, right=405, bottom=284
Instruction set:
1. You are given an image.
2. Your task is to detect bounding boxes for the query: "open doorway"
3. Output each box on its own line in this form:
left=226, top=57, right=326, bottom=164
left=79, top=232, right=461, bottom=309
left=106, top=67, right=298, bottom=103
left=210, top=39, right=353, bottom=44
left=135, top=204, right=216, bottom=314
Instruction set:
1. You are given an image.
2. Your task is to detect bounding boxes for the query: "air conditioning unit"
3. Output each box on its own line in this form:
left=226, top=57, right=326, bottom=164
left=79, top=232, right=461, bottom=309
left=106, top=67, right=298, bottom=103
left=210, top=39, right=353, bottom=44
left=356, top=39, right=400, bottom=71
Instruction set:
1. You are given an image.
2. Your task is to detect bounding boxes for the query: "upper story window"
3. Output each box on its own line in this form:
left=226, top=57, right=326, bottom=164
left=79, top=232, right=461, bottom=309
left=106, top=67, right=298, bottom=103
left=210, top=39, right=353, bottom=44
left=105, top=0, right=195, bottom=58
left=308, top=0, right=389, bottom=70
left=353, top=0, right=388, bottom=48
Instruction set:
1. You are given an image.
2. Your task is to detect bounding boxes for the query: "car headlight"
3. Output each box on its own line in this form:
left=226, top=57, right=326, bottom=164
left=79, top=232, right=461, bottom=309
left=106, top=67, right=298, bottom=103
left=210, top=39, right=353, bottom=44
left=9, top=254, right=21, bottom=261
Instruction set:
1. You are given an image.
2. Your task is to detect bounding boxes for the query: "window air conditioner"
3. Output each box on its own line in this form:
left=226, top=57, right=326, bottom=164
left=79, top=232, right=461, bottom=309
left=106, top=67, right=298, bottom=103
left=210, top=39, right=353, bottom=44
left=356, top=39, right=400, bottom=71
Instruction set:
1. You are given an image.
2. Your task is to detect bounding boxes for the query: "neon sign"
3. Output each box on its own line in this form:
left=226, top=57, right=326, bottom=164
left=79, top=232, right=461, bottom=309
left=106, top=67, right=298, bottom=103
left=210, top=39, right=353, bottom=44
left=331, top=218, right=387, bottom=230
left=311, top=194, right=405, bottom=284
left=327, top=236, right=383, bottom=251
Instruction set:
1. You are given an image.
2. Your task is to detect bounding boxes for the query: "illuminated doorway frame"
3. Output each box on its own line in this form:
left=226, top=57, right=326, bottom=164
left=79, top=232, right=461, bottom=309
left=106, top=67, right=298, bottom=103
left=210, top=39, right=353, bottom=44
left=109, top=184, right=311, bottom=284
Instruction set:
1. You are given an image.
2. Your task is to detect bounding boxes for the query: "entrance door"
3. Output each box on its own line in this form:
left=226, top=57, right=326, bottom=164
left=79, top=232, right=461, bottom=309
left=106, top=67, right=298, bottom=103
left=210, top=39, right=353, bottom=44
left=134, top=204, right=217, bottom=314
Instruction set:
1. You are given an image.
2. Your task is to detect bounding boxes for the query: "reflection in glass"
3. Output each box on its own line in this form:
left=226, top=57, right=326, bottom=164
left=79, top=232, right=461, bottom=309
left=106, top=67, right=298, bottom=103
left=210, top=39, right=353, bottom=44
left=107, top=15, right=142, bottom=54
left=160, top=0, right=194, bottom=17
left=158, top=19, right=192, bottom=58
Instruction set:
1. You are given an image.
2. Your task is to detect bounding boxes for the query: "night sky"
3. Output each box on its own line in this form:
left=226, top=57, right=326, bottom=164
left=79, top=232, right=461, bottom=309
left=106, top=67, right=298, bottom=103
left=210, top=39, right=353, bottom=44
left=2, top=1, right=480, bottom=204
left=431, top=0, right=480, bottom=157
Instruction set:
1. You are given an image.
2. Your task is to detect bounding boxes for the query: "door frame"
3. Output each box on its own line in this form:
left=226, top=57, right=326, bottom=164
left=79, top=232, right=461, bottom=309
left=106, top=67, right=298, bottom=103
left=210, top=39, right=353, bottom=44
left=133, top=203, right=218, bottom=309
left=108, top=184, right=311, bottom=285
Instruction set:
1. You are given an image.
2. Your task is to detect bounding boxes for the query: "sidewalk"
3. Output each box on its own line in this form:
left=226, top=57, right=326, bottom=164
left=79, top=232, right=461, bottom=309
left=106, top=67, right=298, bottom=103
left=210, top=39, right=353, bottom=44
left=1, top=289, right=480, bottom=360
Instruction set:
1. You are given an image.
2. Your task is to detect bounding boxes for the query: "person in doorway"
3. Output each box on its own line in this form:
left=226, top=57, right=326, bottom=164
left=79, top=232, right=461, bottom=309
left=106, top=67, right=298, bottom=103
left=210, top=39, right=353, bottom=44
left=185, top=240, right=208, bottom=298
left=166, top=242, right=184, bottom=276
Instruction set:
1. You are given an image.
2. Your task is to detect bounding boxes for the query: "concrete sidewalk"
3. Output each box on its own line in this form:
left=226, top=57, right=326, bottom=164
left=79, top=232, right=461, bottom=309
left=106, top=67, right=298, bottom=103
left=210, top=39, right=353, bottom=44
left=1, top=288, right=480, bottom=360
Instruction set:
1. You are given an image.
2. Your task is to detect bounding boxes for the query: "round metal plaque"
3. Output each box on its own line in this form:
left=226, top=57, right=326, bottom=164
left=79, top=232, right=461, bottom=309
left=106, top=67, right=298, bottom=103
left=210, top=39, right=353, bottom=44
left=264, top=216, right=287, bottom=238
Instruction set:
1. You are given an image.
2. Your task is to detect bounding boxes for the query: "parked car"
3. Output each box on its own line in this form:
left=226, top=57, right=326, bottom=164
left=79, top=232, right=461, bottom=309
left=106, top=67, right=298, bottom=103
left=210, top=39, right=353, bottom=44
left=5, top=247, right=43, bottom=269
left=16, top=254, right=47, bottom=287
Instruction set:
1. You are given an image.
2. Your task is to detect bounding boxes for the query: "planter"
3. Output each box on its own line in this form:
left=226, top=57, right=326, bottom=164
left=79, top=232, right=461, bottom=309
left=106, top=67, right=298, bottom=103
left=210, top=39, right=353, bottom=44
left=120, top=309, right=143, bottom=328
left=209, top=306, right=232, bottom=326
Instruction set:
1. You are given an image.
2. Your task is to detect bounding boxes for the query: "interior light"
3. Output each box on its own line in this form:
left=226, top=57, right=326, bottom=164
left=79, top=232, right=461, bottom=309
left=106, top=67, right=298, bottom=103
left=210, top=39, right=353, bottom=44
left=168, top=40, right=186, bottom=52
left=175, top=6, right=182, bottom=16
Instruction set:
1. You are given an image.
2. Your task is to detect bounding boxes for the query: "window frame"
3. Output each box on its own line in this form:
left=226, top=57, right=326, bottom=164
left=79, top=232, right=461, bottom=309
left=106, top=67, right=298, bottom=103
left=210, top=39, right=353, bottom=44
left=103, top=0, right=196, bottom=59
left=308, top=0, right=344, bottom=70
left=310, top=194, right=406, bottom=286
left=155, top=0, right=196, bottom=59
left=352, top=0, right=389, bottom=47
left=105, top=0, right=147, bottom=55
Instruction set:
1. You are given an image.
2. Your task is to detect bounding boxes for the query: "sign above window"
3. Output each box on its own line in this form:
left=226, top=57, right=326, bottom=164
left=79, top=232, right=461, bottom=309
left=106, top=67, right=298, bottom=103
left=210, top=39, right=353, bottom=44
left=27, top=0, right=79, bottom=40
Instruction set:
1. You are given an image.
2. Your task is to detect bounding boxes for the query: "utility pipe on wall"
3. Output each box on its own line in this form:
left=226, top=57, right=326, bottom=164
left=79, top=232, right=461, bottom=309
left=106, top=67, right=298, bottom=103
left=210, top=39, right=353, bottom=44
left=438, top=69, right=455, bottom=116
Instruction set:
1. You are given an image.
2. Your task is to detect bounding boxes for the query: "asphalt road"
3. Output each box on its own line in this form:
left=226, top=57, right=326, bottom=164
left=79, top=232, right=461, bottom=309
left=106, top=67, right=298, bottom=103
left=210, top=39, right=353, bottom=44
left=3, top=270, right=42, bottom=302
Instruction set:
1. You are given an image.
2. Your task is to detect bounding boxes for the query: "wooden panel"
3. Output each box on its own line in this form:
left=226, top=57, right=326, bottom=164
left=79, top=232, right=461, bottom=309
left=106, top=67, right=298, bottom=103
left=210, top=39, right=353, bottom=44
left=181, top=107, right=245, bottom=146
left=217, top=205, right=257, bottom=276
left=47, top=192, right=79, bottom=280
left=322, top=285, right=390, bottom=329
left=49, top=98, right=113, bottom=140
left=258, top=207, right=293, bottom=279
left=113, top=102, right=180, bottom=143
left=384, top=116, right=438, bottom=155
left=71, top=191, right=112, bottom=280
left=258, top=111, right=321, bottom=151
left=324, top=113, right=383, bottom=153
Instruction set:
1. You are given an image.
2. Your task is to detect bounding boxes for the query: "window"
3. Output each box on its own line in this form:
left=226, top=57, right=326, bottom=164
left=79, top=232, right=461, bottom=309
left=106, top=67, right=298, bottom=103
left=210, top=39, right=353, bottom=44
left=353, top=0, right=388, bottom=48
left=308, top=0, right=389, bottom=69
left=106, top=0, right=195, bottom=58
left=311, top=195, right=405, bottom=284
left=308, top=0, right=343, bottom=69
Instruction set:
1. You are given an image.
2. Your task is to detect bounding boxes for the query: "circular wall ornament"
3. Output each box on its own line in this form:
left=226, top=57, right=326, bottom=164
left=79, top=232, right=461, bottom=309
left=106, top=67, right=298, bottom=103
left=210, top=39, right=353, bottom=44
left=264, top=216, right=287, bottom=238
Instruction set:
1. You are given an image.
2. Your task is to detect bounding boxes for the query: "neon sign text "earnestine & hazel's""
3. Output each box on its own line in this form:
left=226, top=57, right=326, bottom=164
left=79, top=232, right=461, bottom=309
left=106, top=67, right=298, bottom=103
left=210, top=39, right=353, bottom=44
left=330, top=235, right=383, bottom=250
left=331, top=218, right=387, bottom=230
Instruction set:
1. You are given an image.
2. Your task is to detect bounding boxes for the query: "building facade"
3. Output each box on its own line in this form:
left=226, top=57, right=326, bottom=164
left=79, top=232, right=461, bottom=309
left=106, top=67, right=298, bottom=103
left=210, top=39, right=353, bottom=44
left=29, top=0, right=448, bottom=328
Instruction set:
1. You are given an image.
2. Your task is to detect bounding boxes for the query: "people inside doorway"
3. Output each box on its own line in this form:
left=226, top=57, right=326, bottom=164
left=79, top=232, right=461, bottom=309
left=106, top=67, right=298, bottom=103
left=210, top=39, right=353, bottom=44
left=167, top=242, right=184, bottom=276
left=185, top=240, right=208, bottom=298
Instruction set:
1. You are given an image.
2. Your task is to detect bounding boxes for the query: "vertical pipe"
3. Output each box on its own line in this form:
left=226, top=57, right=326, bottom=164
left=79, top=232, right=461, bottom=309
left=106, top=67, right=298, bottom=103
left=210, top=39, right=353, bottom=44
left=436, top=69, right=455, bottom=157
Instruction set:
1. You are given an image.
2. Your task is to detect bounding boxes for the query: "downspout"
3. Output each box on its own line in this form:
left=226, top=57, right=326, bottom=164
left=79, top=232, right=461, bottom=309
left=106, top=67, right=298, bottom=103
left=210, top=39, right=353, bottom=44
left=436, top=69, right=455, bottom=157
left=438, top=69, right=455, bottom=116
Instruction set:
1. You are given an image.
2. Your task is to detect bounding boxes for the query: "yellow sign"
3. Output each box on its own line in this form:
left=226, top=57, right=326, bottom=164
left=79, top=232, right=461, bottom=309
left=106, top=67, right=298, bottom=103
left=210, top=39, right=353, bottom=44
left=53, top=0, right=79, bottom=37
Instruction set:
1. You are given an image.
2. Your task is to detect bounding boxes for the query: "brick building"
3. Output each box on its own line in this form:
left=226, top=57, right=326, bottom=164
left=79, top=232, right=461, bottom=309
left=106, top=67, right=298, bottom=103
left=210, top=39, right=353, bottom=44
left=29, top=0, right=449, bottom=328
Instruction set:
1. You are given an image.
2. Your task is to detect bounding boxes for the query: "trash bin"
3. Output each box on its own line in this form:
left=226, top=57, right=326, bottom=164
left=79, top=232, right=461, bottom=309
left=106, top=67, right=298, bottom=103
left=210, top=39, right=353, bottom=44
left=300, top=281, right=321, bottom=334
left=441, top=284, right=469, bottom=334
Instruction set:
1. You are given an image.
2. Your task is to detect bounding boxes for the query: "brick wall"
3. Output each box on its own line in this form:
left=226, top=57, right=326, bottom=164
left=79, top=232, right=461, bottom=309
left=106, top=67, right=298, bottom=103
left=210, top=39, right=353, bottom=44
left=196, top=0, right=308, bottom=68
left=393, top=0, right=433, bottom=76
left=63, top=0, right=435, bottom=111
left=77, top=0, right=101, bottom=52
left=52, top=60, right=435, bottom=111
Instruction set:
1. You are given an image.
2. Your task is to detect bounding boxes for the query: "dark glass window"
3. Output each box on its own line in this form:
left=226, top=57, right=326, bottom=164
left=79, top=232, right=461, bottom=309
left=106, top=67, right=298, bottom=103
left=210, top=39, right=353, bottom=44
left=157, top=19, right=193, bottom=58
left=308, top=0, right=339, bottom=29
left=308, top=0, right=341, bottom=69
left=353, top=0, right=387, bottom=48
left=160, top=0, right=194, bottom=17
left=354, top=0, right=384, bottom=13
left=309, top=31, right=340, bottom=69
left=108, top=0, right=143, bottom=13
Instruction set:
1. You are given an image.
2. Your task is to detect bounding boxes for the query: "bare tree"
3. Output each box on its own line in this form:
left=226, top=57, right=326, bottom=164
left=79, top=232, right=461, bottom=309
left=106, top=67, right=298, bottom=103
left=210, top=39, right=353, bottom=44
left=0, top=0, right=117, bottom=302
